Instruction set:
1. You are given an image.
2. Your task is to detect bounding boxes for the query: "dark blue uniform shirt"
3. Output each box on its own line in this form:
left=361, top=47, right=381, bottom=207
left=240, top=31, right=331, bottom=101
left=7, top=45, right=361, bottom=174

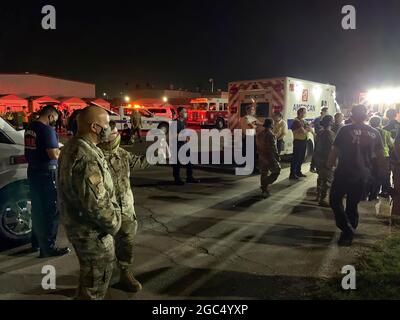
left=25, top=121, right=59, bottom=168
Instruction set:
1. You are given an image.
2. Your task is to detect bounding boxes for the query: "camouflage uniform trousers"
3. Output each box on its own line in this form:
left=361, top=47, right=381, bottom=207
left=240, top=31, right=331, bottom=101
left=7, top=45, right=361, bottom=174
left=114, top=214, right=138, bottom=271
left=260, top=160, right=281, bottom=191
left=316, top=165, right=334, bottom=199
left=67, top=230, right=116, bottom=300
left=67, top=215, right=137, bottom=300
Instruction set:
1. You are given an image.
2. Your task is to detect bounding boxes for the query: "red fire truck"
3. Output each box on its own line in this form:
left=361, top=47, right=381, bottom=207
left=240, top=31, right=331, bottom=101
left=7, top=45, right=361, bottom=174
left=187, top=97, right=229, bottom=129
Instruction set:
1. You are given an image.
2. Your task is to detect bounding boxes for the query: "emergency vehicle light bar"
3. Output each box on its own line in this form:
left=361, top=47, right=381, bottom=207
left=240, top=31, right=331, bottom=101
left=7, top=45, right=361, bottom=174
left=190, top=98, right=209, bottom=104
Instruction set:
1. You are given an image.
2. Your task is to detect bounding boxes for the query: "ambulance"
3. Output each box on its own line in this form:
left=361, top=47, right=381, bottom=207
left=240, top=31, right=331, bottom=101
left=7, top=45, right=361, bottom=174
left=227, top=77, right=340, bottom=155
left=187, top=97, right=229, bottom=129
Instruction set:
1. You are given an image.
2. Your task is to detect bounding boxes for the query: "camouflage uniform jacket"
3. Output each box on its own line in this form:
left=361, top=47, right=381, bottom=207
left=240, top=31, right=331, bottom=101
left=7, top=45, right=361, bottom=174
left=314, top=129, right=335, bottom=168
left=256, top=129, right=279, bottom=170
left=58, top=137, right=121, bottom=237
left=102, top=147, right=150, bottom=219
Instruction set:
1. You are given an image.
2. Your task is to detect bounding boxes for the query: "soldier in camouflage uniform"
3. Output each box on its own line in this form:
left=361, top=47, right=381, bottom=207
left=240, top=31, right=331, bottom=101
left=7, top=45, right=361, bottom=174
left=98, top=121, right=150, bottom=293
left=256, top=118, right=281, bottom=198
left=58, top=106, right=121, bottom=300
left=314, top=115, right=335, bottom=207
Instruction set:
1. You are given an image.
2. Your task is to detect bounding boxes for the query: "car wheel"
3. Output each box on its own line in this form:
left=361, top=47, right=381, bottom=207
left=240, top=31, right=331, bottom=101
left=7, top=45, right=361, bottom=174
left=158, top=123, right=169, bottom=134
left=0, top=181, right=32, bottom=244
left=216, top=118, right=225, bottom=130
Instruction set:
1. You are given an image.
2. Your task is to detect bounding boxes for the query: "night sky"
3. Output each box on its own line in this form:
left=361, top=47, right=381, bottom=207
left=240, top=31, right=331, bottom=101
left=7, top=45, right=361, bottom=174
left=1, top=0, right=400, bottom=103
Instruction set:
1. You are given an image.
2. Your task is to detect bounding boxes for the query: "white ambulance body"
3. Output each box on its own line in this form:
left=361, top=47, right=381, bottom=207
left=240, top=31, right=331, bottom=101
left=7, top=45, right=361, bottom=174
left=228, top=77, right=340, bottom=155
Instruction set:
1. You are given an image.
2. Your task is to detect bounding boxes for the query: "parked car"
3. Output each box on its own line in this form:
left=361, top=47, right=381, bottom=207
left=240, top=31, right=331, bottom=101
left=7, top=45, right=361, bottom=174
left=110, top=106, right=171, bottom=134
left=0, top=117, right=31, bottom=244
left=144, top=106, right=177, bottom=120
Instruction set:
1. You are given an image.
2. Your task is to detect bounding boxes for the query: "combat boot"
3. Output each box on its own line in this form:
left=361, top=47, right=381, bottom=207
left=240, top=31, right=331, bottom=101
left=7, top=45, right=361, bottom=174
left=318, top=192, right=330, bottom=207
left=315, top=191, right=320, bottom=202
left=319, top=198, right=330, bottom=208
left=119, top=270, right=143, bottom=293
left=261, top=188, right=270, bottom=199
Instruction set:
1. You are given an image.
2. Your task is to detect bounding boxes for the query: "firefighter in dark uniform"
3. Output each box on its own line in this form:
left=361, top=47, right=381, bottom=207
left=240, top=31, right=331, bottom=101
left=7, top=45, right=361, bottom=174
left=24, top=105, right=70, bottom=258
left=172, top=107, right=200, bottom=185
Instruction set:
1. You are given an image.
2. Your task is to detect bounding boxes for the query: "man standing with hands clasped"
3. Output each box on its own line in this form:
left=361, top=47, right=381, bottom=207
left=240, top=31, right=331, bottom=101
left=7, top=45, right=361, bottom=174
left=58, top=106, right=121, bottom=299
left=290, top=107, right=312, bottom=180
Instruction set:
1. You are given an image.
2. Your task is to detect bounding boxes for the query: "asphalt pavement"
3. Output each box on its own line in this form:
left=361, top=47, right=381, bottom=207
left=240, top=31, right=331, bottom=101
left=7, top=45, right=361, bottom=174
left=0, top=158, right=393, bottom=300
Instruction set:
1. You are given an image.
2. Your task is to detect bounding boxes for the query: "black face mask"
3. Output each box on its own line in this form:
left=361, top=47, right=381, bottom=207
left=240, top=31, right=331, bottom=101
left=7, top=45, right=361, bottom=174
left=48, top=116, right=57, bottom=127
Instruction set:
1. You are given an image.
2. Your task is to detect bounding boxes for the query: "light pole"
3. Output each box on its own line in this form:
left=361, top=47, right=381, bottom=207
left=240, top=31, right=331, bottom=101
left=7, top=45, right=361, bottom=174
left=209, top=78, right=214, bottom=93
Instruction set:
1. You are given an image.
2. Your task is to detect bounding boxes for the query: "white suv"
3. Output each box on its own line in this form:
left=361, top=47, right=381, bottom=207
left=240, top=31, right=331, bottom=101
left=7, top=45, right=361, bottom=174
left=110, top=106, right=171, bottom=134
left=0, top=118, right=31, bottom=244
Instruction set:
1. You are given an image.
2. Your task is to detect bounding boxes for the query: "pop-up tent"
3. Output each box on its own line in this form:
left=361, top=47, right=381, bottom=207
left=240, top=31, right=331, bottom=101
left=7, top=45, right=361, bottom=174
left=83, top=98, right=111, bottom=110
left=29, top=96, right=60, bottom=112
left=0, top=94, right=29, bottom=113
left=58, top=97, right=88, bottom=112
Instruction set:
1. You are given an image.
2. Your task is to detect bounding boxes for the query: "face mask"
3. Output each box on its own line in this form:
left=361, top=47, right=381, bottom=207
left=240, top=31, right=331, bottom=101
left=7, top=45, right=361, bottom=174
left=94, top=124, right=112, bottom=143
left=99, top=134, right=121, bottom=153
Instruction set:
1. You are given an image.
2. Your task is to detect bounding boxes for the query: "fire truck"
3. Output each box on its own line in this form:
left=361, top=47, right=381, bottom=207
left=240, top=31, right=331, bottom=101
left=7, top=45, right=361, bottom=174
left=228, top=77, right=341, bottom=155
left=187, top=97, right=229, bottom=129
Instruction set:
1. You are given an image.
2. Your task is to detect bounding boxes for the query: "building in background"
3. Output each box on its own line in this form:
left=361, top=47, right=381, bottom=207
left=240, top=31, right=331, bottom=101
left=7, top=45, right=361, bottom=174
left=124, top=89, right=228, bottom=108
left=0, top=73, right=95, bottom=98
left=129, top=89, right=201, bottom=101
left=0, top=73, right=96, bottom=113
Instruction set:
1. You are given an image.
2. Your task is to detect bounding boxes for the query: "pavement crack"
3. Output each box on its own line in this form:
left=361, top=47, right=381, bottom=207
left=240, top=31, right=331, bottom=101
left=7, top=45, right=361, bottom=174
left=139, top=204, right=172, bottom=234
left=139, top=205, right=216, bottom=257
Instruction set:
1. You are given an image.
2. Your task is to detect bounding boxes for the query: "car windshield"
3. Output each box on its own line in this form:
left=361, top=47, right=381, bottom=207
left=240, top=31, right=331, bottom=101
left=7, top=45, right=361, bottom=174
left=139, top=109, right=153, bottom=117
left=0, top=118, right=18, bottom=133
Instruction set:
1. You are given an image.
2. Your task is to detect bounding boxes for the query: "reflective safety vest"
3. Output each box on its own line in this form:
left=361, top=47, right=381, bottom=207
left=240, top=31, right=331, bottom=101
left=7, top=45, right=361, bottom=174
left=291, top=118, right=308, bottom=141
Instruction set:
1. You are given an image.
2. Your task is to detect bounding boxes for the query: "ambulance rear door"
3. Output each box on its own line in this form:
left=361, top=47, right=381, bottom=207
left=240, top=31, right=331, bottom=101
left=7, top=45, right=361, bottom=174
left=238, top=89, right=272, bottom=123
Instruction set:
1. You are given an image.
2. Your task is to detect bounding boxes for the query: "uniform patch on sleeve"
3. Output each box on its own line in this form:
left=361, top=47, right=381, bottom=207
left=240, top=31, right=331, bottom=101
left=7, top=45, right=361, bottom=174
left=88, top=174, right=101, bottom=186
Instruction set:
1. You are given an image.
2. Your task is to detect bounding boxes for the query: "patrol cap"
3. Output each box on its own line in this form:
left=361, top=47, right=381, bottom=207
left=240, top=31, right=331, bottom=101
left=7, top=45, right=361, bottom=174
left=263, top=118, right=274, bottom=128
left=369, top=116, right=381, bottom=128
left=320, top=115, right=333, bottom=128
